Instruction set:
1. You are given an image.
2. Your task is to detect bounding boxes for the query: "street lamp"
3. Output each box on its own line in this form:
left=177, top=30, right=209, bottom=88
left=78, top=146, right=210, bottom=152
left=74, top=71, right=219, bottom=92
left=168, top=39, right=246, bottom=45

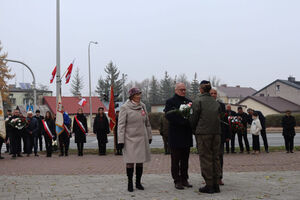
left=0, top=58, right=37, bottom=112
left=88, top=41, right=98, bottom=129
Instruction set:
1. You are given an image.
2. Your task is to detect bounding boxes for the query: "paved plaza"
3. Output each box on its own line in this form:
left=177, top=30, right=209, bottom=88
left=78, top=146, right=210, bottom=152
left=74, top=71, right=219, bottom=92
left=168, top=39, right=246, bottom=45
left=0, top=151, right=300, bottom=199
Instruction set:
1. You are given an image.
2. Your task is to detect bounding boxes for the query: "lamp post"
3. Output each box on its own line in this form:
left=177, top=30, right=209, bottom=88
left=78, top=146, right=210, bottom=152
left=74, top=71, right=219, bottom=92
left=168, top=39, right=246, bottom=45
left=0, top=58, right=37, bottom=112
left=88, top=41, right=98, bottom=129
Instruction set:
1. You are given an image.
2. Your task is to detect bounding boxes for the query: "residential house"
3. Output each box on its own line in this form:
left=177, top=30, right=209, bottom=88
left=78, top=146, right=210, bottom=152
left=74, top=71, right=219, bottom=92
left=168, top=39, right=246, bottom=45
left=217, top=84, right=257, bottom=104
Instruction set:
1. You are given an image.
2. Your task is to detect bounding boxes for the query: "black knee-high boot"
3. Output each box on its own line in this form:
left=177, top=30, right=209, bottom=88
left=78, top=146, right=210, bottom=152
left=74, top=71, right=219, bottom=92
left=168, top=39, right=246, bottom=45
left=127, top=167, right=134, bottom=192
left=136, top=166, right=144, bottom=190
left=80, top=143, right=84, bottom=156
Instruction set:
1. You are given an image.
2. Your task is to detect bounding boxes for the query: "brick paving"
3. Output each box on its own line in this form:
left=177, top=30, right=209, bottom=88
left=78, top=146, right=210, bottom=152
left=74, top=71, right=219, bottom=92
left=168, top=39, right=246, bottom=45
left=0, top=151, right=299, bottom=175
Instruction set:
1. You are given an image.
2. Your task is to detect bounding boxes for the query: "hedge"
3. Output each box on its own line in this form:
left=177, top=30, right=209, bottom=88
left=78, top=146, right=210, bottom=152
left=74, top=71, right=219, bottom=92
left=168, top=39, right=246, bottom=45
left=265, top=114, right=300, bottom=127
left=148, top=112, right=164, bottom=130
left=149, top=113, right=300, bottom=129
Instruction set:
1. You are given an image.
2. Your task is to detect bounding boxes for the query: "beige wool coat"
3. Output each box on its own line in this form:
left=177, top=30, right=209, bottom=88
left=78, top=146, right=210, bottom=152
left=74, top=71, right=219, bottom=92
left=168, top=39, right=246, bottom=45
left=118, top=100, right=152, bottom=163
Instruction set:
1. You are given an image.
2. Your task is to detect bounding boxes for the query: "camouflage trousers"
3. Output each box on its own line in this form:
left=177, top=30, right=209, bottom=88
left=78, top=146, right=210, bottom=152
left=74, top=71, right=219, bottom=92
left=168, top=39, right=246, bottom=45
left=195, top=134, right=221, bottom=186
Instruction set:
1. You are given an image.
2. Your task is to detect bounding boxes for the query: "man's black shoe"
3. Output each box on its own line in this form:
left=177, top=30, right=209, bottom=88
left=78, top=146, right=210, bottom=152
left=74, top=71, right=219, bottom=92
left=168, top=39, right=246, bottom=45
left=0, top=156, right=4, bottom=159
left=182, top=180, right=193, bottom=188
left=175, top=182, right=184, bottom=190
left=199, top=185, right=214, bottom=194
left=266, top=150, right=269, bottom=153
left=17, top=154, right=23, bottom=157
left=214, top=185, right=220, bottom=193
left=11, top=155, right=16, bottom=159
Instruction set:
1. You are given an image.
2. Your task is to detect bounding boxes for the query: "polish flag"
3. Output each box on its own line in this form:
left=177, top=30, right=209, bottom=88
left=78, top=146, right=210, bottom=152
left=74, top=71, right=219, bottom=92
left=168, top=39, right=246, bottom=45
left=65, top=60, right=75, bottom=84
left=78, top=98, right=87, bottom=107
left=50, top=66, right=56, bottom=83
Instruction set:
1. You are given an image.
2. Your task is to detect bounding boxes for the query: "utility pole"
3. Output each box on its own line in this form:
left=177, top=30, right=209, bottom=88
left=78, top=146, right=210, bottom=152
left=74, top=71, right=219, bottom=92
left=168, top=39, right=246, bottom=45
left=56, top=0, right=61, bottom=105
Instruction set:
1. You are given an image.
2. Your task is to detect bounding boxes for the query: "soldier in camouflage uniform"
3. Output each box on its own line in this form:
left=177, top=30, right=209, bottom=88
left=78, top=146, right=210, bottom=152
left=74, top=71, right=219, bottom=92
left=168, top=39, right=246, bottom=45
left=159, top=114, right=170, bottom=154
left=190, top=80, right=221, bottom=194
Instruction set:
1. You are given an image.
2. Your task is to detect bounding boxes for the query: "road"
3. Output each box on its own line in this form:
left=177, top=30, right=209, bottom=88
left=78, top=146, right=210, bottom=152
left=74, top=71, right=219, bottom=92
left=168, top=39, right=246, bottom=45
left=69, top=132, right=300, bottom=150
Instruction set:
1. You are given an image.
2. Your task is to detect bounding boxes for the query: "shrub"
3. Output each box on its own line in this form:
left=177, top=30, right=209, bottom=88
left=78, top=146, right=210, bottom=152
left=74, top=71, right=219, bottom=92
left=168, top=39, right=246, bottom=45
left=265, top=114, right=300, bottom=127
left=148, top=112, right=164, bottom=130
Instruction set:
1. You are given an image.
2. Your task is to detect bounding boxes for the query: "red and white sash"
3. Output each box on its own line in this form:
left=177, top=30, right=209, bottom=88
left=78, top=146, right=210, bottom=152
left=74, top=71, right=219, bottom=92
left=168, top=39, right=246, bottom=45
left=42, top=120, right=53, bottom=140
left=63, top=124, right=71, bottom=137
left=74, top=115, right=87, bottom=136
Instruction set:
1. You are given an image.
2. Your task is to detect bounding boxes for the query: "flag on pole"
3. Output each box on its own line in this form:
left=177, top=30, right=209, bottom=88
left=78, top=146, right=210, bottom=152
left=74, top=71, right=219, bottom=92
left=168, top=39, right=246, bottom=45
left=78, top=98, right=87, bottom=107
left=65, top=60, right=74, bottom=84
left=108, top=85, right=116, bottom=131
left=0, top=93, right=6, bottom=140
left=55, top=95, right=64, bottom=136
left=50, top=66, right=56, bottom=83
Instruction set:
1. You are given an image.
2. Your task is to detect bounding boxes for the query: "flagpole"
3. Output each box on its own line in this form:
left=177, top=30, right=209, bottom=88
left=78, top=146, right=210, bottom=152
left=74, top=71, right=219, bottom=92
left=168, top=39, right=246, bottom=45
left=56, top=0, right=61, bottom=148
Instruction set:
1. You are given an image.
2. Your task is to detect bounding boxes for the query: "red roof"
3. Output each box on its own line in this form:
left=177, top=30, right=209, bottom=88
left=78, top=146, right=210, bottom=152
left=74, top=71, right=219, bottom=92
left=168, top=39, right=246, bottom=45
left=43, top=96, right=107, bottom=115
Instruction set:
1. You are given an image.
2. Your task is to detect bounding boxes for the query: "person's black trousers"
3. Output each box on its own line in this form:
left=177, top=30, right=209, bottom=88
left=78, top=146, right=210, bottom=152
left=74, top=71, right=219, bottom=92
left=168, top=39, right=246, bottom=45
left=77, top=143, right=84, bottom=155
left=24, top=134, right=33, bottom=154
left=44, top=135, right=52, bottom=156
left=230, top=132, right=236, bottom=153
left=162, top=135, right=170, bottom=154
left=98, top=141, right=106, bottom=155
left=219, top=142, right=224, bottom=179
left=170, top=147, right=190, bottom=184
left=252, top=135, right=260, bottom=151
left=33, top=136, right=38, bottom=155
left=225, top=140, right=230, bottom=153
left=59, top=133, right=70, bottom=156
left=10, top=133, right=22, bottom=156
left=237, top=132, right=250, bottom=152
left=38, top=134, right=43, bottom=151
left=284, top=135, right=294, bottom=152
left=260, top=129, right=268, bottom=151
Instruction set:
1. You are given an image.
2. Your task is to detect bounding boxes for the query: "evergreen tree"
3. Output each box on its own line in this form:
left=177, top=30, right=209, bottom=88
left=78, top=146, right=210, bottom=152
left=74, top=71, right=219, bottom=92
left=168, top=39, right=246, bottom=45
left=0, top=41, right=15, bottom=107
left=149, top=76, right=161, bottom=105
left=160, top=71, right=174, bottom=103
left=70, top=67, right=84, bottom=96
left=190, top=72, right=200, bottom=100
left=95, top=61, right=122, bottom=102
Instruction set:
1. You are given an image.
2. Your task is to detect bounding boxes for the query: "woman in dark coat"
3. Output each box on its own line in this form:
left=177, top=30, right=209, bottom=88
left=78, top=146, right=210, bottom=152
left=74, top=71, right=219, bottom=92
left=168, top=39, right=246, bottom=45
left=41, top=111, right=56, bottom=157
left=93, top=107, right=110, bottom=155
left=73, top=108, right=88, bottom=156
left=282, top=110, right=296, bottom=153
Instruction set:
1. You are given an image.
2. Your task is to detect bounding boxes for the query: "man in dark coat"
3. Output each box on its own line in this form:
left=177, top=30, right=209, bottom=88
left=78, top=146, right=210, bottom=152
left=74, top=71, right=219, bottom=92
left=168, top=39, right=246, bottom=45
left=59, top=111, right=72, bottom=156
left=191, top=81, right=221, bottom=194
left=8, top=109, right=24, bottom=159
left=209, top=88, right=230, bottom=186
left=237, top=107, right=250, bottom=154
left=282, top=110, right=296, bottom=153
left=25, top=111, right=39, bottom=156
left=93, top=107, right=110, bottom=155
left=34, top=110, right=44, bottom=152
left=247, top=108, right=269, bottom=153
left=226, top=104, right=237, bottom=153
left=164, top=82, right=193, bottom=190
left=72, top=108, right=88, bottom=156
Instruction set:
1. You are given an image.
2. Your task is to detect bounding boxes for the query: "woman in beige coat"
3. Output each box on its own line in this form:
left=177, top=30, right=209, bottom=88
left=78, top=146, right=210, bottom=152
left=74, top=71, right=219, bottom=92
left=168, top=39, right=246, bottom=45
left=118, top=87, right=152, bottom=192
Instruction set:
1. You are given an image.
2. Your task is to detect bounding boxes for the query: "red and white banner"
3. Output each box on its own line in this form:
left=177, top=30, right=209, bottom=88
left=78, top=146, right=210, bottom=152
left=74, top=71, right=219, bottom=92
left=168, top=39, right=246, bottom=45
left=78, top=98, right=87, bottom=107
left=63, top=124, right=71, bottom=137
left=65, top=60, right=74, bottom=84
left=74, top=115, right=87, bottom=136
left=50, top=66, right=56, bottom=84
left=108, top=85, right=116, bottom=131
left=42, top=120, right=54, bottom=140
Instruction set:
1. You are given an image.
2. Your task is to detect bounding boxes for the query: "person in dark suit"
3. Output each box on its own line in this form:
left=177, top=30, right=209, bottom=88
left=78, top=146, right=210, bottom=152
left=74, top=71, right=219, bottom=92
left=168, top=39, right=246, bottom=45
left=73, top=108, right=88, bottom=156
left=210, top=88, right=230, bottom=186
left=8, top=109, right=24, bottom=159
left=93, top=107, right=110, bottom=155
left=59, top=111, right=72, bottom=157
left=237, top=107, right=250, bottom=154
left=282, top=110, right=296, bottom=153
left=226, top=104, right=237, bottom=153
left=25, top=111, right=39, bottom=156
left=164, top=82, right=193, bottom=190
left=34, top=110, right=44, bottom=152
left=247, top=108, right=269, bottom=153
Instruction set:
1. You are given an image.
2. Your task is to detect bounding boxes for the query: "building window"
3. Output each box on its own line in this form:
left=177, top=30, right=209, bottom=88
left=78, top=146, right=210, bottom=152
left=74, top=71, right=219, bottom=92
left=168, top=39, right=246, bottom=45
left=276, top=85, right=280, bottom=91
left=10, top=98, right=16, bottom=105
left=259, top=93, right=264, bottom=97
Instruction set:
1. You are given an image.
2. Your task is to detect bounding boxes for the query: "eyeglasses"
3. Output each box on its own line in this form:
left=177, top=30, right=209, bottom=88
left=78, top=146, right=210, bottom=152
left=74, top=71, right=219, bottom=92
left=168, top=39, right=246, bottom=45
left=178, top=89, right=186, bottom=91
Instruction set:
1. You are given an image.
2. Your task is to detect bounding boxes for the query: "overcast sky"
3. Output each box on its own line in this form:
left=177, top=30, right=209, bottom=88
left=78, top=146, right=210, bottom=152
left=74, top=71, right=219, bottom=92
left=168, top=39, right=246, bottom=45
left=1, top=0, right=299, bottom=96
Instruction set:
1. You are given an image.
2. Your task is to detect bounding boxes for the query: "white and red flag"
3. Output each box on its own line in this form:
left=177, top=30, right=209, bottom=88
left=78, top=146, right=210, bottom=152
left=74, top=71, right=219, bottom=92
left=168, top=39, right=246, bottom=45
left=78, top=98, right=87, bottom=107
left=65, top=60, right=75, bottom=84
left=50, top=66, right=56, bottom=84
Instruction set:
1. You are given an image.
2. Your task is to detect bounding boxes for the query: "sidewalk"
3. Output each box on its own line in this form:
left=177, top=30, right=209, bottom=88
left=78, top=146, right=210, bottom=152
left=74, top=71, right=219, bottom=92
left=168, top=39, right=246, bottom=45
left=1, top=151, right=300, bottom=200
left=1, top=171, right=299, bottom=200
